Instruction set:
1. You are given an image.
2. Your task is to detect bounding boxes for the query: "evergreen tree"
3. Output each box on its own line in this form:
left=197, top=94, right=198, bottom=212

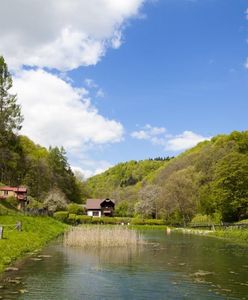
left=0, top=56, right=23, bottom=182
left=0, top=56, right=23, bottom=140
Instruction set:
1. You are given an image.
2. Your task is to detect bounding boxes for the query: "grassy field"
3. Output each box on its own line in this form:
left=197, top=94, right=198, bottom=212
left=0, top=215, right=67, bottom=273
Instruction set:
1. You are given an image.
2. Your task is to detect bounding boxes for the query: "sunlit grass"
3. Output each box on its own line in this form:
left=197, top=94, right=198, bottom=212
left=0, top=215, right=67, bottom=273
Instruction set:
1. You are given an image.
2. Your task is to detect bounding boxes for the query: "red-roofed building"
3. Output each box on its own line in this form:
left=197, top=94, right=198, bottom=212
left=0, top=186, right=28, bottom=209
left=85, top=198, right=115, bottom=217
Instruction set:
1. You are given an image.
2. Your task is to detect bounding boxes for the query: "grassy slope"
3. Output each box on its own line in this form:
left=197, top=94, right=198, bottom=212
left=0, top=215, right=67, bottom=273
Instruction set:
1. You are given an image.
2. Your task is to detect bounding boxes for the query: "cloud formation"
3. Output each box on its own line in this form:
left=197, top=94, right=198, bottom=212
left=0, top=0, right=145, bottom=71
left=166, top=131, right=211, bottom=151
left=13, top=69, right=124, bottom=150
left=131, top=124, right=166, bottom=144
left=131, top=125, right=210, bottom=152
left=72, top=160, right=113, bottom=179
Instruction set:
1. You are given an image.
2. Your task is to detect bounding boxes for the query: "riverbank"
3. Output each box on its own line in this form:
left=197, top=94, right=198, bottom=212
left=128, top=225, right=167, bottom=230
left=173, top=227, right=248, bottom=245
left=0, top=215, right=68, bottom=273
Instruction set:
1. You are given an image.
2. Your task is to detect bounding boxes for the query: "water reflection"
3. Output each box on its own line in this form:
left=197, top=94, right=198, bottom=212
left=0, top=231, right=247, bottom=300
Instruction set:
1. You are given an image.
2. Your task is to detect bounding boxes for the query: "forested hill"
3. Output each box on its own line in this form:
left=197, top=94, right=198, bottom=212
left=86, top=130, right=248, bottom=223
left=0, top=135, right=85, bottom=203
left=86, top=158, right=171, bottom=198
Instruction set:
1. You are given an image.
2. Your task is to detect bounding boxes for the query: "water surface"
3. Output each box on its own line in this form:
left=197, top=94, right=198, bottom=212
left=1, top=230, right=248, bottom=299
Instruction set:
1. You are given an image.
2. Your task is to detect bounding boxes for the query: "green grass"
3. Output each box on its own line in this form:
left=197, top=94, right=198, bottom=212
left=235, top=219, right=248, bottom=224
left=128, top=225, right=167, bottom=230
left=0, top=215, right=68, bottom=273
left=209, top=228, right=248, bottom=244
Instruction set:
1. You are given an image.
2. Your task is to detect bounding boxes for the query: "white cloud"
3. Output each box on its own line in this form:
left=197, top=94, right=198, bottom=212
left=131, top=126, right=210, bottom=152
left=13, top=69, right=124, bottom=150
left=0, top=0, right=145, bottom=71
left=96, top=89, right=105, bottom=98
left=166, top=131, right=211, bottom=151
left=245, top=58, right=248, bottom=69
left=84, top=78, right=98, bottom=89
left=84, top=78, right=105, bottom=98
left=131, top=124, right=166, bottom=142
left=72, top=160, right=113, bottom=179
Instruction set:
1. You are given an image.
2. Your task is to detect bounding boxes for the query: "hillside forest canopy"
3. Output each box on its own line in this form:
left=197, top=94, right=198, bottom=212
left=86, top=131, right=248, bottom=224
left=0, top=55, right=248, bottom=224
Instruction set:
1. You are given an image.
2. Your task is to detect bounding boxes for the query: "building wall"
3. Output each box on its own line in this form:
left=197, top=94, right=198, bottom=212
left=87, top=210, right=101, bottom=217
left=0, top=190, right=16, bottom=197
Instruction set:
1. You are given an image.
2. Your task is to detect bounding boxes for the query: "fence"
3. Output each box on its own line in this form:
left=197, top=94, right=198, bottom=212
left=24, top=207, right=52, bottom=217
left=0, top=221, right=22, bottom=239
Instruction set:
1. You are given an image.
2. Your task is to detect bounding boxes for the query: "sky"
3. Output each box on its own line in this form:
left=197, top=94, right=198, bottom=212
left=0, top=0, right=248, bottom=178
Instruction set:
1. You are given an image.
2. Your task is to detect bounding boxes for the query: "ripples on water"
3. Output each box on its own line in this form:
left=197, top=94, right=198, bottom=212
left=0, top=231, right=248, bottom=299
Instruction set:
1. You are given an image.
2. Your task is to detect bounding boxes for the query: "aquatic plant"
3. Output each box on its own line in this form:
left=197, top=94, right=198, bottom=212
left=64, top=226, right=144, bottom=248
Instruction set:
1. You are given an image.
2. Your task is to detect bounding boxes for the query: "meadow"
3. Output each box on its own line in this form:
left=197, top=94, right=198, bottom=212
left=0, top=215, right=67, bottom=273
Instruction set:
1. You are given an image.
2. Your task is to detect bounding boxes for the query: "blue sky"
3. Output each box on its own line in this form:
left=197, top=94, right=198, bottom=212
left=1, top=0, right=248, bottom=177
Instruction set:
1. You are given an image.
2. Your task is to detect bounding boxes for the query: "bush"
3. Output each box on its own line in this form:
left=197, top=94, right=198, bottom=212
left=190, top=213, right=221, bottom=226
left=44, top=188, right=68, bottom=212
left=5, top=196, right=19, bottom=209
left=91, top=217, right=103, bottom=224
left=67, top=214, right=78, bottom=225
left=115, top=217, right=131, bottom=224
left=143, top=219, right=165, bottom=225
left=54, top=211, right=69, bottom=222
left=76, top=215, right=92, bottom=224
left=67, top=203, right=85, bottom=215
left=101, top=217, right=117, bottom=225
left=27, top=197, right=44, bottom=209
left=131, top=218, right=165, bottom=225
left=131, top=218, right=145, bottom=225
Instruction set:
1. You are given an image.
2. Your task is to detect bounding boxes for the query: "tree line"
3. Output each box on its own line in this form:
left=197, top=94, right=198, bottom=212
left=0, top=56, right=86, bottom=206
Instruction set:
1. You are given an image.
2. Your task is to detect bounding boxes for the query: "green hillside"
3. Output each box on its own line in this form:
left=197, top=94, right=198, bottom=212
left=87, top=159, right=169, bottom=197
left=86, top=130, right=248, bottom=223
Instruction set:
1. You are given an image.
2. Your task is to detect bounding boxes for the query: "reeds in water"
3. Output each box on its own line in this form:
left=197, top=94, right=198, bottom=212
left=64, top=226, right=144, bottom=248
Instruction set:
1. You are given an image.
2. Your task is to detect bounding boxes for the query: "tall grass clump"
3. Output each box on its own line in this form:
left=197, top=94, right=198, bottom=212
left=64, top=226, right=144, bottom=248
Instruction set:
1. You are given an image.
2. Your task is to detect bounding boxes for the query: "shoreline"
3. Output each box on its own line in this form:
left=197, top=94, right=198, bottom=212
left=172, top=227, right=248, bottom=245
left=0, top=215, right=68, bottom=274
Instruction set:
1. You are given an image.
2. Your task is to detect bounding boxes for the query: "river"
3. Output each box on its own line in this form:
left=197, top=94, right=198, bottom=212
left=0, top=230, right=248, bottom=299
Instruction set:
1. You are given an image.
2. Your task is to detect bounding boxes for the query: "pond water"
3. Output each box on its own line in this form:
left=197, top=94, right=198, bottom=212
left=0, top=230, right=248, bottom=299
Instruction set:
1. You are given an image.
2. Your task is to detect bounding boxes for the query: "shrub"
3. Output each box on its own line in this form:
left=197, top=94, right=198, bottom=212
left=91, top=217, right=103, bottom=224
left=27, top=197, right=44, bottom=209
left=130, top=218, right=165, bottom=225
left=115, top=217, right=131, bottom=224
left=131, top=218, right=145, bottom=225
left=44, top=188, right=68, bottom=212
left=5, top=196, right=19, bottom=209
left=143, top=219, right=165, bottom=225
left=190, top=213, right=222, bottom=226
left=101, top=217, right=117, bottom=225
left=54, top=211, right=69, bottom=223
left=67, top=214, right=78, bottom=225
left=67, top=203, right=85, bottom=215
left=76, top=215, right=92, bottom=224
